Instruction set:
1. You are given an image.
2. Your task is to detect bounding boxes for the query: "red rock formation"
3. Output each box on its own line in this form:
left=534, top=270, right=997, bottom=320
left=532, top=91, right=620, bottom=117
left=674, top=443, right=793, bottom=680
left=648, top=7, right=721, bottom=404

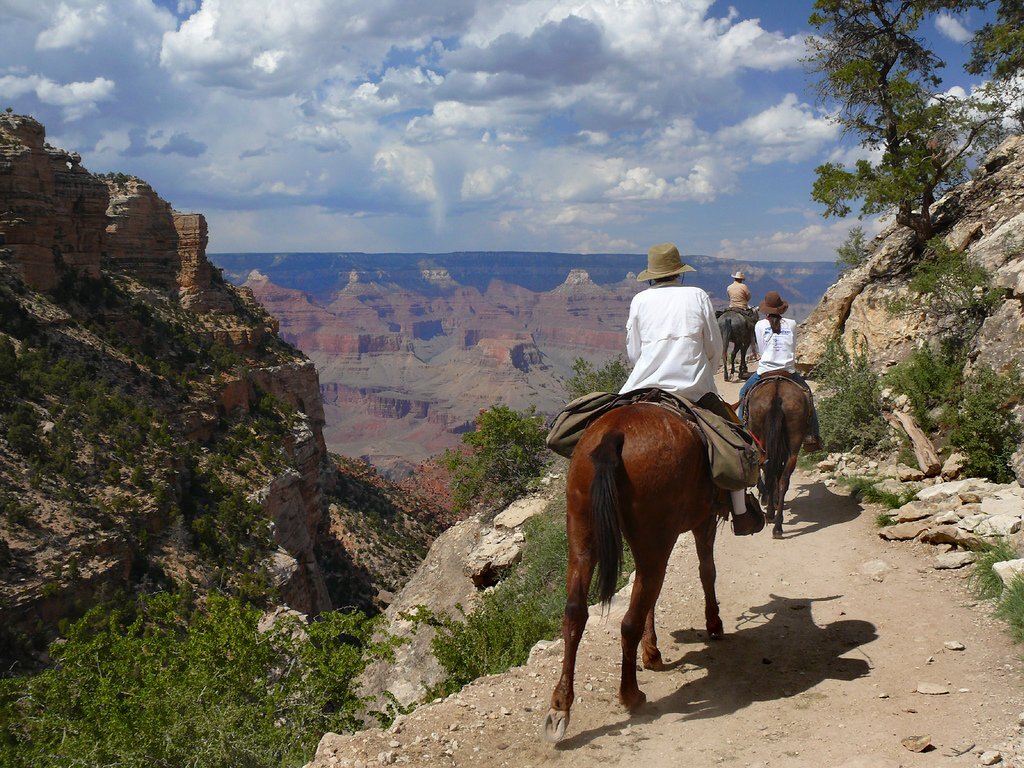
left=0, top=114, right=107, bottom=290
left=104, top=178, right=181, bottom=290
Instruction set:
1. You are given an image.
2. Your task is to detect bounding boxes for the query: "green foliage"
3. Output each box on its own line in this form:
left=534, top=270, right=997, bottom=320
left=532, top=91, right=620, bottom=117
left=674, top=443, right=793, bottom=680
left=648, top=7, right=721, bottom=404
left=995, top=575, right=1024, bottom=643
left=427, top=500, right=633, bottom=696
left=441, top=405, right=548, bottom=513
left=0, top=593, right=392, bottom=768
left=839, top=475, right=917, bottom=510
left=835, top=225, right=870, bottom=273
left=806, top=1, right=1008, bottom=245
left=889, top=238, right=1003, bottom=342
left=883, top=341, right=964, bottom=431
left=947, top=364, right=1022, bottom=482
left=814, top=337, right=889, bottom=453
left=971, top=537, right=1019, bottom=601
left=967, top=0, right=1024, bottom=82
left=563, top=355, right=630, bottom=400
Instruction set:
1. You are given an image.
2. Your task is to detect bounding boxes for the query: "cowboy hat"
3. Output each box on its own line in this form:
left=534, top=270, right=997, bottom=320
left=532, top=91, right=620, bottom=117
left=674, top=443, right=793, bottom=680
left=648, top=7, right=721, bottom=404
left=731, top=271, right=745, bottom=280
left=758, top=290, right=789, bottom=315
left=636, top=243, right=696, bottom=281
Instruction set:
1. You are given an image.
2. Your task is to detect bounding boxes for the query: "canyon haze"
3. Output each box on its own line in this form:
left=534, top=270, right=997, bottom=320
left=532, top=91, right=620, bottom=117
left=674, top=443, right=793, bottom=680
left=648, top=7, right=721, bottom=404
left=213, top=252, right=840, bottom=476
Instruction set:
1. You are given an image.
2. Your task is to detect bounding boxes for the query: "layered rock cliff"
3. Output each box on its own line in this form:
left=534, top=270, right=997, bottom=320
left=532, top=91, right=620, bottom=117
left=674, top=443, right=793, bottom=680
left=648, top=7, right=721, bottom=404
left=0, top=115, right=441, bottom=665
left=797, top=135, right=1024, bottom=480
left=221, top=257, right=838, bottom=475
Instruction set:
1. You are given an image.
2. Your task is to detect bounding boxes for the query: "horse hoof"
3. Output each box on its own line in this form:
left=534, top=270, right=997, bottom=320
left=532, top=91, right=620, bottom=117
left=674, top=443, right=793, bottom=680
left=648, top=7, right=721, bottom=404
left=619, top=690, right=647, bottom=712
left=542, top=709, right=569, bottom=743
left=707, top=619, right=724, bottom=640
left=643, top=653, right=665, bottom=670
left=772, top=528, right=783, bottom=539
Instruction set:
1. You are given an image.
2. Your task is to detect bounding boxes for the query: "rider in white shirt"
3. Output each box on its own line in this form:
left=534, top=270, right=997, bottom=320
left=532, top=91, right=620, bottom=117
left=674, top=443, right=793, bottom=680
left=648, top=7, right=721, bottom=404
left=620, top=243, right=764, bottom=535
left=738, top=291, right=822, bottom=449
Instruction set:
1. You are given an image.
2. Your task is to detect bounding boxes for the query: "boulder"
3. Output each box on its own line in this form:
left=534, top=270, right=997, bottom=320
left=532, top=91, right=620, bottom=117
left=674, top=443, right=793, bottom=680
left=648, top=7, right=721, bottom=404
left=993, top=558, right=1024, bottom=587
left=941, top=452, right=967, bottom=481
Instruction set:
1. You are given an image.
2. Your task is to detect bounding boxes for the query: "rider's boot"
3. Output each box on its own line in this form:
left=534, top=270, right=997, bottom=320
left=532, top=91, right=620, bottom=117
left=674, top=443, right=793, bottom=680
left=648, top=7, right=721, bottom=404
left=731, top=490, right=765, bottom=535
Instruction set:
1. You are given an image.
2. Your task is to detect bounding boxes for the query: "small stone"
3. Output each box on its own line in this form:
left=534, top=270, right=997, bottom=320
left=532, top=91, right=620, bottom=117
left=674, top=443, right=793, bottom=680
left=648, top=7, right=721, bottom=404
left=979, top=750, right=1002, bottom=765
left=944, top=640, right=965, bottom=651
left=916, top=682, right=950, bottom=695
left=901, top=734, right=932, bottom=753
left=878, top=692, right=890, bottom=698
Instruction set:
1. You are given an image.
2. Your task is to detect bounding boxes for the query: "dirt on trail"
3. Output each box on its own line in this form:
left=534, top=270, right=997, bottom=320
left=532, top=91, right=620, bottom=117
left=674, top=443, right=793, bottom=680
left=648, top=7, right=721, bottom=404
left=311, top=376, right=1024, bottom=768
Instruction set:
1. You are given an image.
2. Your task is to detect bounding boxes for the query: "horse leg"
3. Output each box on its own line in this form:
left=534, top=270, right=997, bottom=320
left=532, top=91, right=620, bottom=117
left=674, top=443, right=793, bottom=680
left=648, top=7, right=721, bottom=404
left=772, top=457, right=799, bottom=539
left=693, top=513, right=723, bottom=639
left=544, top=507, right=595, bottom=742
left=723, top=343, right=732, bottom=381
left=619, top=556, right=669, bottom=711
left=640, top=580, right=668, bottom=670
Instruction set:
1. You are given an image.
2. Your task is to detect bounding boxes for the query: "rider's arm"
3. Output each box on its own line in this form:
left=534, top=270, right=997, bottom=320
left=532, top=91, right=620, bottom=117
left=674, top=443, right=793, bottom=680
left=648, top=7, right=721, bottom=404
left=700, top=292, right=723, bottom=371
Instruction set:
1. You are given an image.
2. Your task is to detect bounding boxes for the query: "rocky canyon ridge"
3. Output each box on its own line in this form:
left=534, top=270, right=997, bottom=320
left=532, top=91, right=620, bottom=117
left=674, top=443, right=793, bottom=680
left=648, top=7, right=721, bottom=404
left=212, top=252, right=837, bottom=476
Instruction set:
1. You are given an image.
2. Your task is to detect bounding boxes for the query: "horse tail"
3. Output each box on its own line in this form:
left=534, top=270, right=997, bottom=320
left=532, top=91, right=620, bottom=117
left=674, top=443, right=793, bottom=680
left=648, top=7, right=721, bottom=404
left=589, top=430, right=624, bottom=606
left=762, top=392, right=789, bottom=506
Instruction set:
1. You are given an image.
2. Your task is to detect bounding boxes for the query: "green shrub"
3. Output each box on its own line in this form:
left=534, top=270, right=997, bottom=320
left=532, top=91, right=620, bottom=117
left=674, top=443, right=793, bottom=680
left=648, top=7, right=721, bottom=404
left=971, top=538, right=1019, bottom=601
left=889, top=237, right=1003, bottom=343
left=948, top=364, right=1022, bottom=483
left=835, top=225, right=869, bottom=273
left=814, top=337, right=888, bottom=453
left=839, top=476, right=916, bottom=510
left=441, top=405, right=548, bottom=513
left=427, top=500, right=633, bottom=696
left=996, top=575, right=1024, bottom=644
left=563, top=355, right=630, bottom=400
left=0, top=593, right=392, bottom=768
left=883, top=341, right=964, bottom=431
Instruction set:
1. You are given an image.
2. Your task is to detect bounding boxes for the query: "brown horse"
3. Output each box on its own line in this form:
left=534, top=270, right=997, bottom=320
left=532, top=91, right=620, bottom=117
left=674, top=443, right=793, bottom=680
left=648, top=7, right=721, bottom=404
left=543, top=403, right=723, bottom=743
left=743, top=375, right=812, bottom=539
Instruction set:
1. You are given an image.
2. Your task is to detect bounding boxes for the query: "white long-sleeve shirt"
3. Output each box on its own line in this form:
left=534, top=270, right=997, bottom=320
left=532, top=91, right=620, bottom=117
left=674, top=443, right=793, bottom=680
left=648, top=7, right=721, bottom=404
left=618, top=284, right=723, bottom=400
left=754, top=316, right=797, bottom=374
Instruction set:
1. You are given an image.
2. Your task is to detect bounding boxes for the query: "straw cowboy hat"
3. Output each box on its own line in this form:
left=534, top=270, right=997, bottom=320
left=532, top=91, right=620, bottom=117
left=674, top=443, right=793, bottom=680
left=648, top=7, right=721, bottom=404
left=731, top=271, right=745, bottom=280
left=758, top=290, right=789, bottom=315
left=636, top=243, right=696, bottom=281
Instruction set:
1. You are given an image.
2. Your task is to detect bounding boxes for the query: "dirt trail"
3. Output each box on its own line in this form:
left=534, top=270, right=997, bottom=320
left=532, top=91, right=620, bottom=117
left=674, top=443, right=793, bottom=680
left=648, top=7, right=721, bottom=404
left=311, top=376, right=1024, bottom=768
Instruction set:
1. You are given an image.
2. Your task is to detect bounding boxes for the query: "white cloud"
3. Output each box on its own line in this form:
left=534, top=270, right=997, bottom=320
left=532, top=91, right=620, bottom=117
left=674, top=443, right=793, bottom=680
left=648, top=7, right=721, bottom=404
left=935, top=13, right=973, bottom=44
left=461, top=164, right=514, bottom=200
left=0, top=73, right=115, bottom=119
left=36, top=3, right=110, bottom=50
left=716, top=218, right=885, bottom=262
left=373, top=145, right=439, bottom=203
left=718, top=94, right=839, bottom=164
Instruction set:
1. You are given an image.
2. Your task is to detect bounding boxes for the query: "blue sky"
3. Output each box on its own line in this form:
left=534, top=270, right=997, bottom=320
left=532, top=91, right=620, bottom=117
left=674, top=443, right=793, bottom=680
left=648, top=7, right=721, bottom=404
left=0, top=1, right=997, bottom=260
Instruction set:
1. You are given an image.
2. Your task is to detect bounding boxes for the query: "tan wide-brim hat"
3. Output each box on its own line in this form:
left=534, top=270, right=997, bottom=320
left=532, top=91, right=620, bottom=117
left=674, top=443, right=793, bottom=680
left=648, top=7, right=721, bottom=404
left=636, top=243, right=696, bottom=281
left=731, top=271, right=745, bottom=280
left=758, top=290, right=789, bottom=315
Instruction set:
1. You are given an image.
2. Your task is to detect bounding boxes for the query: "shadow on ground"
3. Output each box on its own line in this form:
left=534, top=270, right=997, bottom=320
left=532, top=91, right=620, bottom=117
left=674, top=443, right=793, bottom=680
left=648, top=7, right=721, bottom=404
left=557, top=590, right=876, bottom=749
left=765, top=473, right=865, bottom=539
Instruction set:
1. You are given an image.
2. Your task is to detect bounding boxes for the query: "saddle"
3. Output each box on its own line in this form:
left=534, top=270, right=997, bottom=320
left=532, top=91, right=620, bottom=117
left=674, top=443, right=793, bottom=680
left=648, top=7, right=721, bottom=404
left=716, top=306, right=757, bottom=322
left=545, top=388, right=760, bottom=491
left=740, top=371, right=812, bottom=415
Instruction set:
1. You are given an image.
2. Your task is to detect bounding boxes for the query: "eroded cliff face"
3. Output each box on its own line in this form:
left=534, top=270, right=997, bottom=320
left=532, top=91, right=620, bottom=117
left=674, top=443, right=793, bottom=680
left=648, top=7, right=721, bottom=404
left=0, top=114, right=106, bottom=290
left=797, top=134, right=1024, bottom=480
left=218, top=252, right=839, bottom=475
left=0, top=115, right=339, bottom=650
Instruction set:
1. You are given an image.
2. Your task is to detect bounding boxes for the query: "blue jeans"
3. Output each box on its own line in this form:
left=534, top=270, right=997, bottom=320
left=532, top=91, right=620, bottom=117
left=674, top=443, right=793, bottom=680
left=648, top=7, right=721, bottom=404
left=738, top=372, right=820, bottom=438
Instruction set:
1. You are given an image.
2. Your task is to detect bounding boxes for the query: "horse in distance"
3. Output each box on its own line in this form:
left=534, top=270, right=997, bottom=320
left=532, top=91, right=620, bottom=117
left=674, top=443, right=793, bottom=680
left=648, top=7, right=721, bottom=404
left=742, top=374, right=813, bottom=539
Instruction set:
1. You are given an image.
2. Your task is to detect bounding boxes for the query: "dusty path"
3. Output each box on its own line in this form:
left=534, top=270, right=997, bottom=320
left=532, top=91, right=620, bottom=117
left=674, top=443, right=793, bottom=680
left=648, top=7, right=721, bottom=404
left=312, top=376, right=1024, bottom=768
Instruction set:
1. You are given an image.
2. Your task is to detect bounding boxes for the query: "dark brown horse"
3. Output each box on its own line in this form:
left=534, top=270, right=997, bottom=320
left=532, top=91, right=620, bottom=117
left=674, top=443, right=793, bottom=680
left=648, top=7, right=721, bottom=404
left=717, top=309, right=755, bottom=381
left=543, top=403, right=723, bottom=743
left=743, top=375, right=812, bottom=539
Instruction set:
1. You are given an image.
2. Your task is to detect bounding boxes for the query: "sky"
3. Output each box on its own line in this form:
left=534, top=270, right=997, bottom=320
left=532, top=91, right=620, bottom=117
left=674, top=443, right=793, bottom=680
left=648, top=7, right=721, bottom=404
left=0, top=0, right=999, bottom=261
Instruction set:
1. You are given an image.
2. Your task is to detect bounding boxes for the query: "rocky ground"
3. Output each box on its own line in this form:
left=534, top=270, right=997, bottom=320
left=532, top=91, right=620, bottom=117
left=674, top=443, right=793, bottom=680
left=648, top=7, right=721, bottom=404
left=307, top=376, right=1024, bottom=768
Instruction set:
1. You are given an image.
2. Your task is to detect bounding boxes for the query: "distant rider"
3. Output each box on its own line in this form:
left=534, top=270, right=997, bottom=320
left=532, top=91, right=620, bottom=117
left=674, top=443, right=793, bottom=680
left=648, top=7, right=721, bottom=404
left=737, top=291, right=822, bottom=451
left=620, top=243, right=764, bottom=535
left=726, top=270, right=751, bottom=310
